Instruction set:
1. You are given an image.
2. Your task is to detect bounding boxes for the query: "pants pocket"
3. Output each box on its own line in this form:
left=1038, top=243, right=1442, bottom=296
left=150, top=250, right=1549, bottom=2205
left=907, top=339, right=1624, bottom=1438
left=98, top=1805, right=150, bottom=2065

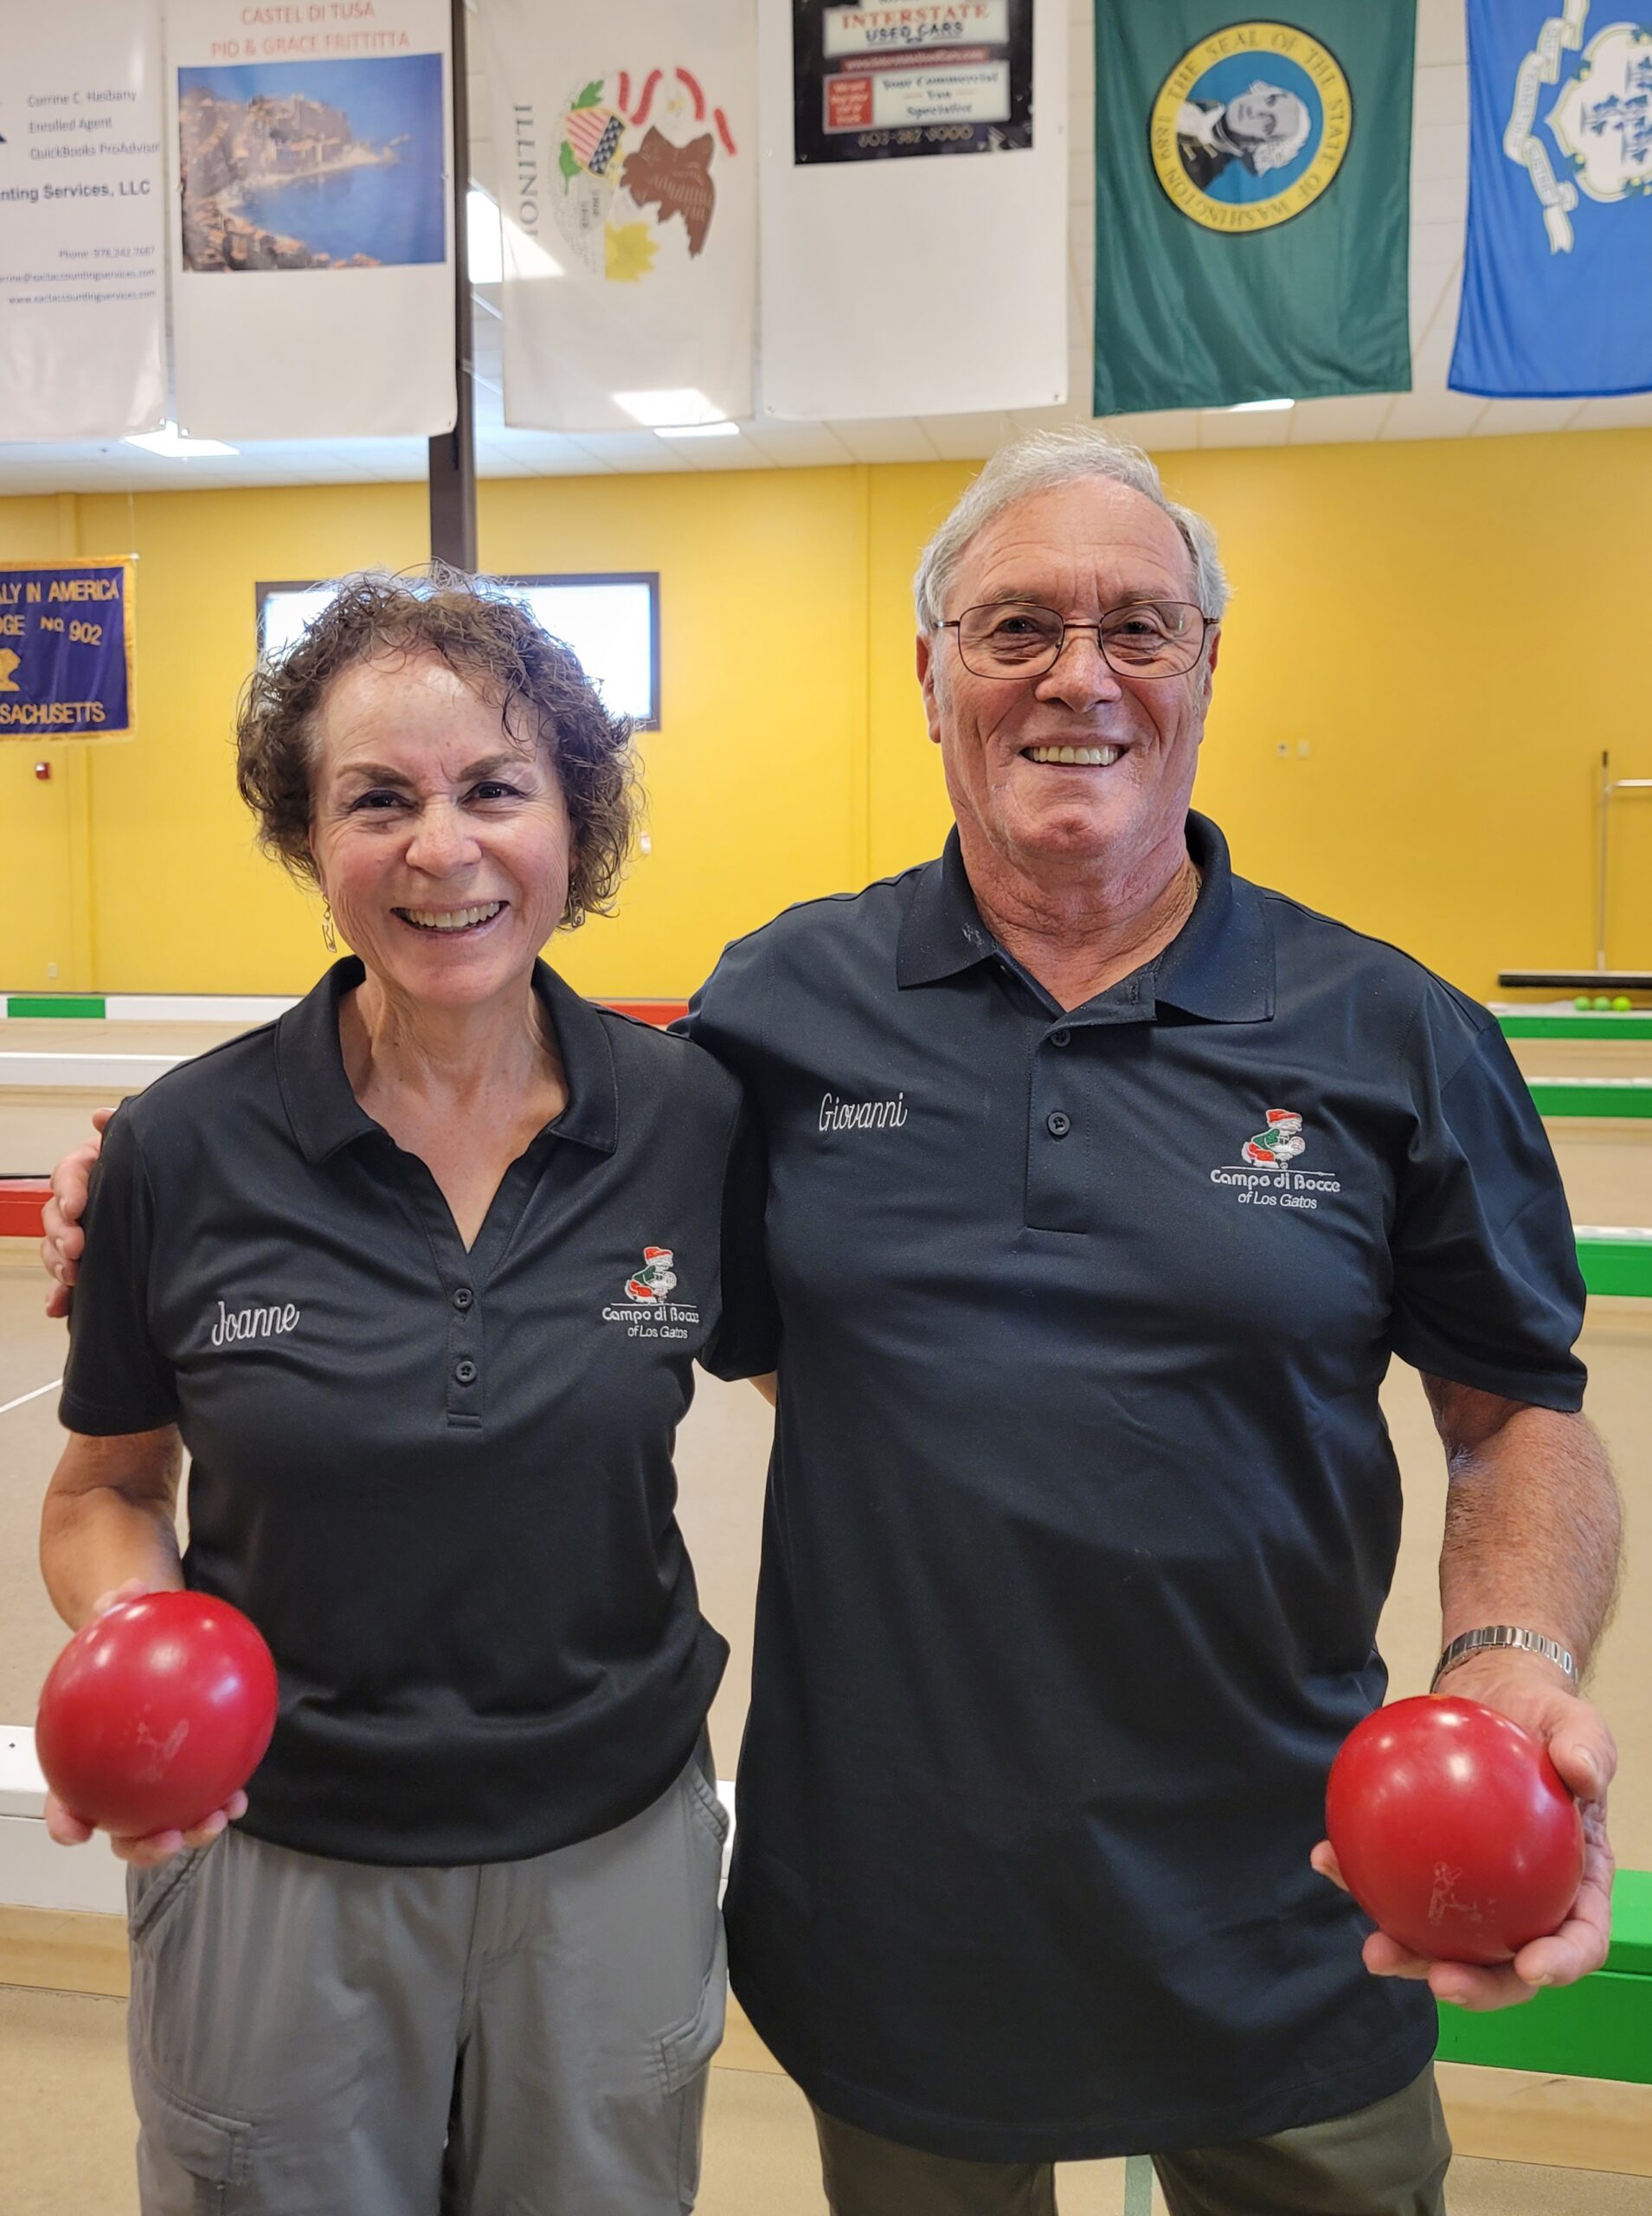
left=659, top=1920, right=728, bottom=2212
left=132, top=2051, right=254, bottom=2215
left=127, top=1848, right=209, bottom=1949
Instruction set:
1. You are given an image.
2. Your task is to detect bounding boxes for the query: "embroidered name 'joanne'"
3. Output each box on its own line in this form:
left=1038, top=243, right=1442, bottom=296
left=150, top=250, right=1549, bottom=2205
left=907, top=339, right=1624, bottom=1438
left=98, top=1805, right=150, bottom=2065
left=211, top=1299, right=300, bottom=1347
left=819, top=1091, right=908, bottom=1133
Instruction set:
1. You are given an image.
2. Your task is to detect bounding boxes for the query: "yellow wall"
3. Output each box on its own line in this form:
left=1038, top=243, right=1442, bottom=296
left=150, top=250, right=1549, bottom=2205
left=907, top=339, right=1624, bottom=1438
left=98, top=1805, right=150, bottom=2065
left=3, top=430, right=1649, bottom=1001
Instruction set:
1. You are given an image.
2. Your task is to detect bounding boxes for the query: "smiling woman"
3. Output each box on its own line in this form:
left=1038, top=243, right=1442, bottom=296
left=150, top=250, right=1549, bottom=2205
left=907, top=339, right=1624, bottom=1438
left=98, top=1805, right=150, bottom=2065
left=236, top=565, right=640, bottom=935
left=32, top=563, right=776, bottom=2212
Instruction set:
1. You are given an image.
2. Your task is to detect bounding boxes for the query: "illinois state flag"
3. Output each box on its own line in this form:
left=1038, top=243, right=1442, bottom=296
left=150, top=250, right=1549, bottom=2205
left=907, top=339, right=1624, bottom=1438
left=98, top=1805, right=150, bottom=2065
left=1451, top=2, right=1652, bottom=397
left=483, top=0, right=756, bottom=432
left=1093, top=3, right=1414, bottom=416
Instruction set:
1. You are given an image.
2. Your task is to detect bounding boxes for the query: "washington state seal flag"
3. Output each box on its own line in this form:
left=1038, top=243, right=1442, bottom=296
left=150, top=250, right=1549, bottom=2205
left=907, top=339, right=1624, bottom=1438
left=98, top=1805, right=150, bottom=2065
left=1450, top=1, right=1652, bottom=399
left=1092, top=3, right=1414, bottom=416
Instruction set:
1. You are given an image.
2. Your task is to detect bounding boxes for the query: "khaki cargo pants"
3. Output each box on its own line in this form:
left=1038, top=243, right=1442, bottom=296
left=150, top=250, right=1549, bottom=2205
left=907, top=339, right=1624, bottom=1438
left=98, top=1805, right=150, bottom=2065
left=125, top=1743, right=730, bottom=2214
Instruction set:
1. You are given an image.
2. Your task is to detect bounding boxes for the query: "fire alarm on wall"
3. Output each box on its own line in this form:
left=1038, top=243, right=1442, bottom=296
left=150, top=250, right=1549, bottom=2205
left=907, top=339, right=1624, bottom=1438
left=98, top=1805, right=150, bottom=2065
left=34, top=761, right=51, bottom=781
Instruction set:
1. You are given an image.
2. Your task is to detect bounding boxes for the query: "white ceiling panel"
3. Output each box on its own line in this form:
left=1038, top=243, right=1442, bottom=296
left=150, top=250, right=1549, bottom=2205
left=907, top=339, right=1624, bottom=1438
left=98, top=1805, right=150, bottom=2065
left=1380, top=390, right=1488, bottom=441
left=1196, top=406, right=1293, bottom=449
left=1287, top=396, right=1398, bottom=446
left=1414, top=62, right=1469, bottom=129
left=741, top=423, right=856, bottom=468
left=826, top=420, right=941, bottom=465
left=1472, top=399, right=1586, bottom=437
left=3, top=5, right=1646, bottom=494
left=1100, top=410, right=1200, bottom=454
left=918, top=414, right=1023, bottom=463
left=1572, top=393, right=1652, bottom=430
left=1416, top=0, right=1469, bottom=68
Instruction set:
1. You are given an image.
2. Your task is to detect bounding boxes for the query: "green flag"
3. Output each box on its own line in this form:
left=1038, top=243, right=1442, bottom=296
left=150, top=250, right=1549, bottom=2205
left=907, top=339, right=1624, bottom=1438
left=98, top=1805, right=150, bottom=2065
left=1093, top=4, right=1414, bottom=416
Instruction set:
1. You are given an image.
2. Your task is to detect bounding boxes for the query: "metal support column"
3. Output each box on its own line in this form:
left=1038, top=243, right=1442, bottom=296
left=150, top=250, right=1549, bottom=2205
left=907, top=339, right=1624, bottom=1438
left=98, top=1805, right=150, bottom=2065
left=428, top=0, right=476, bottom=571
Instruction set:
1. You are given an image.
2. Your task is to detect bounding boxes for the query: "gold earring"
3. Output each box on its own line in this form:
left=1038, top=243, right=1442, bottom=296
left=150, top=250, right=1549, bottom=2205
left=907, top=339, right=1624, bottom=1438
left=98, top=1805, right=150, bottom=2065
left=321, top=899, right=337, bottom=954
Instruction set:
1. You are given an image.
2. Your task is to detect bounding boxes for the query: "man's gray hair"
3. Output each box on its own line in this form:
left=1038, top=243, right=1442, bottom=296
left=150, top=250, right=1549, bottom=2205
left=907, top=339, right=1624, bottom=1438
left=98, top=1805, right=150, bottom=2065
left=912, top=428, right=1231, bottom=632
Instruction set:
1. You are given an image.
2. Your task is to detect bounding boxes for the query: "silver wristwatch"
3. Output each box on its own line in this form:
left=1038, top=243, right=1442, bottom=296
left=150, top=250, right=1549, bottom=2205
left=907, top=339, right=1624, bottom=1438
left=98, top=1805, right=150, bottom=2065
left=1430, top=1625, right=1578, bottom=1693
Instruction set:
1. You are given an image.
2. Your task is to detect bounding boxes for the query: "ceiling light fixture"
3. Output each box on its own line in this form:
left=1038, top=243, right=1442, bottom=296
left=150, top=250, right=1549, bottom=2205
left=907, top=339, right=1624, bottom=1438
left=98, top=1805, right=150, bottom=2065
left=123, top=422, right=240, bottom=458
left=1227, top=397, right=1295, bottom=413
left=466, top=187, right=504, bottom=286
left=614, top=387, right=727, bottom=428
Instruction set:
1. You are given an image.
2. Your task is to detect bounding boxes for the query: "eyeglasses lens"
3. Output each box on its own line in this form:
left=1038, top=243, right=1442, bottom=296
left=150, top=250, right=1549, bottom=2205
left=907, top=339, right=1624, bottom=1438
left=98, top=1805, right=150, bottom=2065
left=957, top=603, right=1203, bottom=680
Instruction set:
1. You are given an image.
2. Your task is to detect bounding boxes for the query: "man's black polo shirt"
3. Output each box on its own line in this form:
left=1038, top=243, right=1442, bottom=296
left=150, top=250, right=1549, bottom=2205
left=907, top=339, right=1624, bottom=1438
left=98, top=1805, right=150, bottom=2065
left=685, top=812, right=1586, bottom=2162
left=61, top=957, right=770, bottom=1866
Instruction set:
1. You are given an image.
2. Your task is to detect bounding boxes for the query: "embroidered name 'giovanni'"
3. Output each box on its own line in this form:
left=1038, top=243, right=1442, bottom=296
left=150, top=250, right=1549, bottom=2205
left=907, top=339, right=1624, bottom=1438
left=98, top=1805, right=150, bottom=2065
left=819, top=1091, right=908, bottom=1133
left=211, top=1299, right=300, bottom=1347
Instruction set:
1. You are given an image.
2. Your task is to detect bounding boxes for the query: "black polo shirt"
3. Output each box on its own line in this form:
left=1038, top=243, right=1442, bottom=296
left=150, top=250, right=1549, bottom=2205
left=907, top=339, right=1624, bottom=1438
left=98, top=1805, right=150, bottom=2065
left=61, top=957, right=771, bottom=1866
left=686, top=812, right=1586, bottom=2162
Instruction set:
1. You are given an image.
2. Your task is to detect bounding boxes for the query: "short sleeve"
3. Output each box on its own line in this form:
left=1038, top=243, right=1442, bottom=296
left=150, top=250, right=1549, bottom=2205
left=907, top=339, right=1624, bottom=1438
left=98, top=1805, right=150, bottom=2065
left=700, top=1096, right=780, bottom=1382
left=1391, top=1019, right=1585, bottom=1409
left=58, top=1107, right=178, bottom=1436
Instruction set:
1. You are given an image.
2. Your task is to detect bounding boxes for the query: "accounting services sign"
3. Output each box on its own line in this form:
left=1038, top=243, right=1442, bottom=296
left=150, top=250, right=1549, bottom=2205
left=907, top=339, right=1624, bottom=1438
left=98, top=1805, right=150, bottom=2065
left=0, top=560, right=135, bottom=738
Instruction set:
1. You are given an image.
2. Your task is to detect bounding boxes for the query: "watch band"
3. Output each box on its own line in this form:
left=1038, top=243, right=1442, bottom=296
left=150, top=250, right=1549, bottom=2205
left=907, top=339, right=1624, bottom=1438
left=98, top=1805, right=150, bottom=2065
left=1430, top=1625, right=1578, bottom=1693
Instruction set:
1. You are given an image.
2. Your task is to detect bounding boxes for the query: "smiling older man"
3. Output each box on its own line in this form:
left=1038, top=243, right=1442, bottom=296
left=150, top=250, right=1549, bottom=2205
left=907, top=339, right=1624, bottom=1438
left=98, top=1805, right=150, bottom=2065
left=685, top=430, right=1621, bottom=2215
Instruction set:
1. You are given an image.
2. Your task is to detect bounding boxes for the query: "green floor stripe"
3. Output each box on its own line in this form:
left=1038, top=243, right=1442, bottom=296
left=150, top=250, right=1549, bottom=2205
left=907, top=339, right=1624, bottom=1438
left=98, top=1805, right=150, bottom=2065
left=1501, top=1013, right=1652, bottom=1040
left=1578, top=1231, right=1652, bottom=1298
left=1122, top=2155, right=1155, bottom=2215
left=1531, top=1078, right=1652, bottom=1118
left=4, top=995, right=106, bottom=1019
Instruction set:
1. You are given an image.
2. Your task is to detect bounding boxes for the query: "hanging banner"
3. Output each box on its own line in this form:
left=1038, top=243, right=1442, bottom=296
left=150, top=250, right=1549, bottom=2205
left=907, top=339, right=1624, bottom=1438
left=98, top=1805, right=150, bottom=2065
left=485, top=0, right=757, bottom=433
left=167, top=0, right=455, bottom=441
left=792, top=0, right=1033, bottom=165
left=1451, top=2, right=1652, bottom=399
left=1092, top=4, right=1413, bottom=416
left=758, top=0, right=1067, bottom=418
left=0, top=562, right=136, bottom=743
left=0, top=1, right=166, bottom=441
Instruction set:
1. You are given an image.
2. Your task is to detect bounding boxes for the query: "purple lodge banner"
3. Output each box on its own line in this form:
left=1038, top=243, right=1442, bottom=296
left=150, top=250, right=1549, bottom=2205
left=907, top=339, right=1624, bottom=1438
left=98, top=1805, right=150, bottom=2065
left=0, top=561, right=135, bottom=741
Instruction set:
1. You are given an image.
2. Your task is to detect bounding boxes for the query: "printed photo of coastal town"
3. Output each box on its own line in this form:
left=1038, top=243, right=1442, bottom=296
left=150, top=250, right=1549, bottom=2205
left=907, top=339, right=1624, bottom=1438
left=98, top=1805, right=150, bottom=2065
left=177, top=55, right=446, bottom=274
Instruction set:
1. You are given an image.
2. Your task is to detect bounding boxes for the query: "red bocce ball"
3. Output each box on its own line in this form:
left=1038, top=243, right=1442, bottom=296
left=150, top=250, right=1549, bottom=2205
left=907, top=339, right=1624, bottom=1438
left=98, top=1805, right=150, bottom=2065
left=1326, top=1696, right=1584, bottom=1966
left=35, top=1592, right=278, bottom=1839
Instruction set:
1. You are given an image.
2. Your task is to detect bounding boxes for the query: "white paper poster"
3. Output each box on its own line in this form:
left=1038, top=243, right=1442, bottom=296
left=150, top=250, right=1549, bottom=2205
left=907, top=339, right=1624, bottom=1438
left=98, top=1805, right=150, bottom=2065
left=0, top=0, right=166, bottom=441
left=485, top=0, right=757, bottom=432
left=167, top=0, right=455, bottom=440
left=758, top=0, right=1068, bottom=419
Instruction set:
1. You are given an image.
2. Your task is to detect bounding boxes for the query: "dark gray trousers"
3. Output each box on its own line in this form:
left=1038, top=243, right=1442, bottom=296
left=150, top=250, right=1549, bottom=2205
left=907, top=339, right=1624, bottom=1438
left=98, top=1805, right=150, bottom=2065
left=813, top=2066, right=1452, bottom=2216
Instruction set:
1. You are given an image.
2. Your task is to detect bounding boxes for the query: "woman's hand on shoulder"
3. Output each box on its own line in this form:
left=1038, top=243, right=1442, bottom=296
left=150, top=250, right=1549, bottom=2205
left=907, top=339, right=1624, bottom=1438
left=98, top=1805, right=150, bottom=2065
left=41, top=1109, right=112, bottom=1319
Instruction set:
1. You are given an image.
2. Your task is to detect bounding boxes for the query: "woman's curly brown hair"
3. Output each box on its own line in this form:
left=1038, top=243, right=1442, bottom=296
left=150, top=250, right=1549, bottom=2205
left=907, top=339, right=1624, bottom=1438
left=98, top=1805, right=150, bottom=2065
left=236, top=565, right=640, bottom=930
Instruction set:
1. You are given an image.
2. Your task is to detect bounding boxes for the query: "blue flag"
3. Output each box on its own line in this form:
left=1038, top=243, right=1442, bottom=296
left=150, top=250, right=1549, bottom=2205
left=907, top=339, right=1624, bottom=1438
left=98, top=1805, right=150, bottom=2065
left=1451, top=2, right=1652, bottom=398
left=0, top=562, right=133, bottom=739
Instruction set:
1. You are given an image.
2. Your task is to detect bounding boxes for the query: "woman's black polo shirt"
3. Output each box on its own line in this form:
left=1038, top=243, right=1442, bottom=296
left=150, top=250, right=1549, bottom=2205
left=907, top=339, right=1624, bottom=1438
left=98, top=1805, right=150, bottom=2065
left=60, top=957, right=773, bottom=1866
left=685, top=812, right=1587, bottom=2162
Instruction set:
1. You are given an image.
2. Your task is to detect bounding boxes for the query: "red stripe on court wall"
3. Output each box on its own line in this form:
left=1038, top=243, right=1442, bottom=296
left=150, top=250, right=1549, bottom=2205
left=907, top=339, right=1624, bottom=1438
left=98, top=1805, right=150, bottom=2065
left=0, top=1180, right=48, bottom=1238
left=602, top=1000, right=689, bottom=1026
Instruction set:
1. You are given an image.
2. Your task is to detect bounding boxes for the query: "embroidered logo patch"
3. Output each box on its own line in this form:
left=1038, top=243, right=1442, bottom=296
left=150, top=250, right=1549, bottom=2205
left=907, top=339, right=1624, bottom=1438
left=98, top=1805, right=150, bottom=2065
left=625, top=1246, right=678, bottom=1303
left=1211, top=1106, right=1341, bottom=1211
left=602, top=1249, right=699, bottom=1340
left=1241, top=1108, right=1307, bottom=1165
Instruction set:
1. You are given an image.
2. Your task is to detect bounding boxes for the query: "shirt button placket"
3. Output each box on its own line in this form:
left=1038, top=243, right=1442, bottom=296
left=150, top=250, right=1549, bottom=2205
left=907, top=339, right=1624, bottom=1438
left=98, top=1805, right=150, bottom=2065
left=447, top=1285, right=479, bottom=1418
left=1026, top=1026, right=1085, bottom=1233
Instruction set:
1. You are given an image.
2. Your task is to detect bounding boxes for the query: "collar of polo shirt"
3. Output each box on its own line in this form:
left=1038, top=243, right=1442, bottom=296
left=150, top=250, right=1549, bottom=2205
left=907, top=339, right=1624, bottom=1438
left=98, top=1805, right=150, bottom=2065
left=274, top=957, right=622, bottom=1166
left=895, top=813, right=1276, bottom=1024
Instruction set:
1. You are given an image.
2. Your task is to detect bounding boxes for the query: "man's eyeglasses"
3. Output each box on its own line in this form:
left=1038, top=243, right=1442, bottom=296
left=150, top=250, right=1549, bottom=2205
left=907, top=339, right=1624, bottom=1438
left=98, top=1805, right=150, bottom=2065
left=939, top=600, right=1211, bottom=681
